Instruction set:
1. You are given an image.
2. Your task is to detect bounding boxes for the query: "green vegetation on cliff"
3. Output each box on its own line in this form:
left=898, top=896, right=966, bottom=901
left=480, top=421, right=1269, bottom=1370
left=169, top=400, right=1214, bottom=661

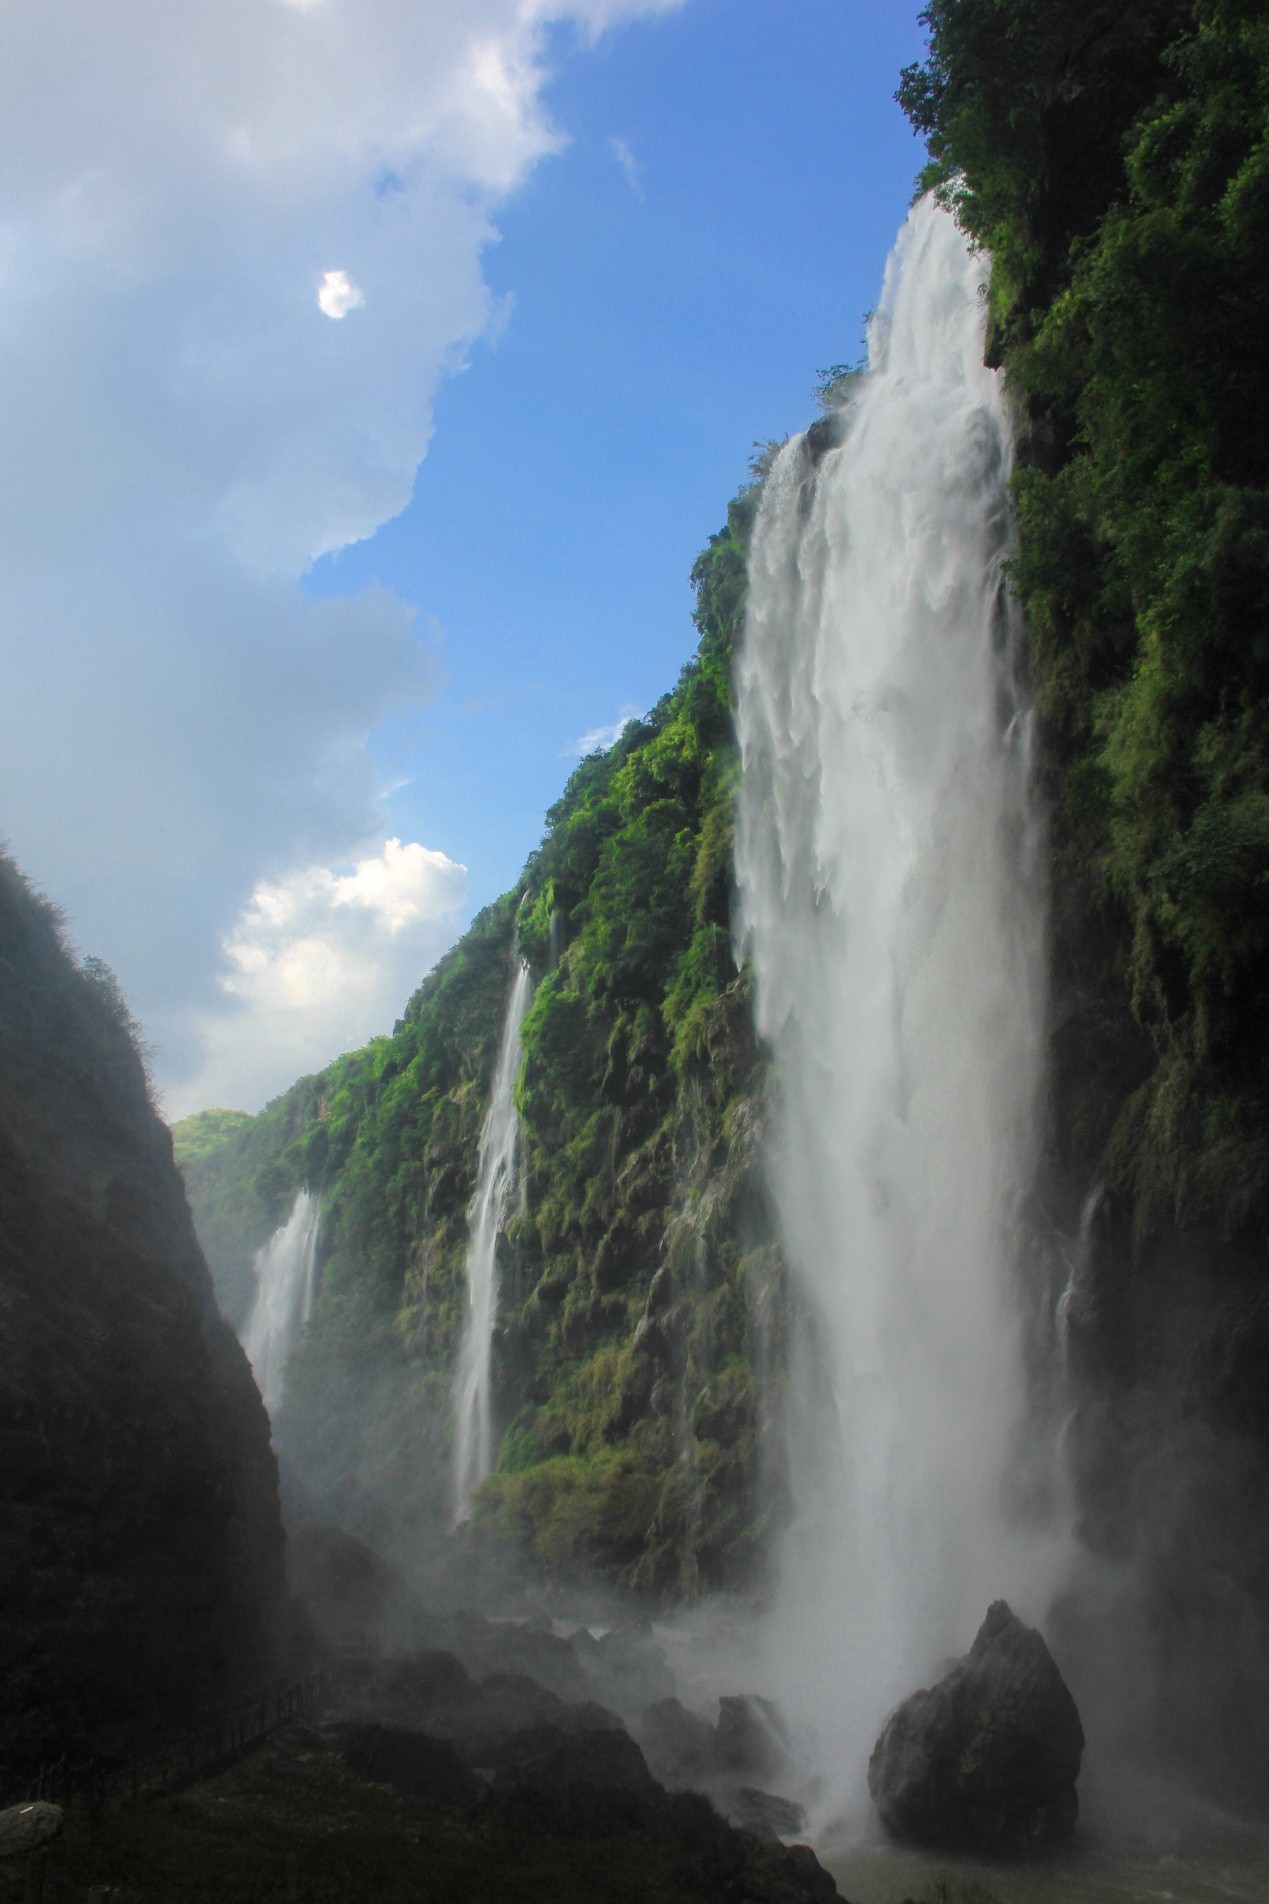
left=177, top=482, right=787, bottom=1593
left=901, top=0, right=1269, bottom=1249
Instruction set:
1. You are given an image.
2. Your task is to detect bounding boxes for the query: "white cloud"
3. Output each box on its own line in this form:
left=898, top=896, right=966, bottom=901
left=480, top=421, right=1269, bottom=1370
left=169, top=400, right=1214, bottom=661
left=317, top=267, right=364, bottom=318
left=609, top=136, right=643, bottom=199
left=0, top=0, right=683, bottom=1111
left=170, top=838, right=468, bottom=1117
left=569, top=703, right=641, bottom=756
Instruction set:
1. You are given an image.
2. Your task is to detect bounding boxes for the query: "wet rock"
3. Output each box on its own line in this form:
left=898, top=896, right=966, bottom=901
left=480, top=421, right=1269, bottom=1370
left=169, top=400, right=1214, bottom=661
left=333, top=1648, right=626, bottom=1754
left=477, top=1671, right=574, bottom=1737
left=639, top=1696, right=718, bottom=1788
left=570, top=1619, right=675, bottom=1716
left=716, top=1695, right=794, bottom=1783
left=331, top=1724, right=479, bottom=1809
left=419, top=1609, right=591, bottom=1704
left=287, top=1525, right=420, bottom=1649
left=868, top=1600, right=1084, bottom=1855
left=334, top=1648, right=483, bottom=1737
left=332, top=1642, right=639, bottom=1800
left=727, top=1787, right=808, bottom=1842
left=803, top=411, right=848, bottom=464
left=0, top=1802, right=63, bottom=1859
left=476, top=1723, right=656, bottom=1793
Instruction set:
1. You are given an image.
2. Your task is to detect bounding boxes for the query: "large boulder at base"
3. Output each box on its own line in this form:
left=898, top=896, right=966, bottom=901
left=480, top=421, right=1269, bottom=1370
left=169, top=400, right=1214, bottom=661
left=868, top=1601, right=1084, bottom=1855
left=475, top=1721, right=656, bottom=1792
left=716, top=1694, right=794, bottom=1783
left=639, top=1696, right=718, bottom=1788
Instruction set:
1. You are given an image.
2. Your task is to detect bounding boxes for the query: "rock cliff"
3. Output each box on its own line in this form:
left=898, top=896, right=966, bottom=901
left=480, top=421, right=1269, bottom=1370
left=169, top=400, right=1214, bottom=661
left=0, top=855, right=286, bottom=1789
left=901, top=0, right=1269, bottom=1810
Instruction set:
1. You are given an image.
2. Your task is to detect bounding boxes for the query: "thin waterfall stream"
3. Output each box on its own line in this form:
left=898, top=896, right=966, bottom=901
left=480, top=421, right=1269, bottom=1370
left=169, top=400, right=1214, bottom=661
left=242, top=1188, right=320, bottom=1419
left=453, top=959, right=532, bottom=1523
left=735, top=194, right=1068, bottom=1812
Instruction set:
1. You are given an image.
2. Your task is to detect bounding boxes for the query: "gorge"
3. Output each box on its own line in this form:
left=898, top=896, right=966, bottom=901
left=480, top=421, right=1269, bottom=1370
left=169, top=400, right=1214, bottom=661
left=3, top=3, right=1265, bottom=1893
left=176, top=16, right=1269, bottom=1817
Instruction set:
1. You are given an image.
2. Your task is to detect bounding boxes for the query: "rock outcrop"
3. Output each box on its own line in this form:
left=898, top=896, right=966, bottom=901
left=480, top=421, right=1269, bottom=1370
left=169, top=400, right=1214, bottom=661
left=324, top=1653, right=834, bottom=1893
left=868, top=1601, right=1084, bottom=1855
left=637, top=1689, right=805, bottom=1841
left=0, top=855, right=286, bottom=1789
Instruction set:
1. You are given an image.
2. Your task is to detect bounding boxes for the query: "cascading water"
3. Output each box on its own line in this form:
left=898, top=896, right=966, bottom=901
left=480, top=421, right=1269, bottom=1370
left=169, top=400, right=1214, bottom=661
left=242, top=1188, right=320, bottom=1419
left=735, top=195, right=1065, bottom=1809
left=452, top=959, right=532, bottom=1523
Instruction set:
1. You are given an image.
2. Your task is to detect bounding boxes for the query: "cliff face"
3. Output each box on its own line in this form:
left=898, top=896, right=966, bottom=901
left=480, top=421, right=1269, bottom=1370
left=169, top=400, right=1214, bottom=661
left=901, top=0, right=1269, bottom=1807
left=0, top=857, right=285, bottom=1789
left=175, top=488, right=789, bottom=1598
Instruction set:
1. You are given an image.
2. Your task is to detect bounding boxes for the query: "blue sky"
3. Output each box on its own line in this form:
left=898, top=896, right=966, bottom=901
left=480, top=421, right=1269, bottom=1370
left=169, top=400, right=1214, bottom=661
left=313, top=0, right=928, bottom=915
left=0, top=0, right=929, bottom=1111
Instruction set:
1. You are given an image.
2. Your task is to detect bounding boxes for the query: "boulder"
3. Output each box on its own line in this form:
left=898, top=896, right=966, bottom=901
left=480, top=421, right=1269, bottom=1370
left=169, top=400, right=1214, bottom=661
left=475, top=1723, right=656, bottom=1792
left=867, top=1601, right=1084, bottom=1856
left=334, top=1648, right=484, bottom=1738
left=419, top=1610, right=591, bottom=1705
left=569, top=1620, right=675, bottom=1716
left=477, top=1671, right=573, bottom=1737
left=716, top=1695, right=794, bottom=1784
left=332, top=1649, right=626, bottom=1755
left=803, top=411, right=848, bottom=465
left=287, top=1526, right=419, bottom=1649
left=639, top=1697, right=718, bottom=1788
left=0, top=1803, right=62, bottom=1860
left=726, top=1788, right=808, bottom=1843
left=331, top=1725, right=480, bottom=1810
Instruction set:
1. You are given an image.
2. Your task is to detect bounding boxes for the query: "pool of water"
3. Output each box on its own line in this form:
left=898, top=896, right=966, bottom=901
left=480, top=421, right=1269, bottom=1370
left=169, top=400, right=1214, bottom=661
left=821, top=1769, right=1269, bottom=1904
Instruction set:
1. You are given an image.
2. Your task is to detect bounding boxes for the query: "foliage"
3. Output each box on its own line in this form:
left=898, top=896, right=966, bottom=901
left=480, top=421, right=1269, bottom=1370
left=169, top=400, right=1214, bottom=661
left=173, top=1108, right=255, bottom=1167
left=901, top=0, right=1269, bottom=1246
left=181, top=482, right=787, bottom=1591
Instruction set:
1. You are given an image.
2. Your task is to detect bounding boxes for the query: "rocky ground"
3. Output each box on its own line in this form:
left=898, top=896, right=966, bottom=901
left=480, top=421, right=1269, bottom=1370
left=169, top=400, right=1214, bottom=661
left=7, top=1688, right=842, bottom=1904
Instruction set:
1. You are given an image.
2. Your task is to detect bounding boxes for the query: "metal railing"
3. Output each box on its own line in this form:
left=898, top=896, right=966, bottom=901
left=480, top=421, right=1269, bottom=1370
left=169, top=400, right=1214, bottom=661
left=23, top=1667, right=330, bottom=1808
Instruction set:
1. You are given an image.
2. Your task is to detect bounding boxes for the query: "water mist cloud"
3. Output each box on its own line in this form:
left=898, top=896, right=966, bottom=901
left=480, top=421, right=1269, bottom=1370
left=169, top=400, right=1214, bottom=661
left=0, top=0, right=681, bottom=1111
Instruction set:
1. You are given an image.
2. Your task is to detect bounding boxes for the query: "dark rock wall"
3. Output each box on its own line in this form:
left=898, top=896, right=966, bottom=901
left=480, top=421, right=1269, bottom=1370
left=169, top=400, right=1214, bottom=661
left=899, top=0, right=1269, bottom=1812
left=0, top=855, right=285, bottom=1787
left=1045, top=1194, right=1269, bottom=1810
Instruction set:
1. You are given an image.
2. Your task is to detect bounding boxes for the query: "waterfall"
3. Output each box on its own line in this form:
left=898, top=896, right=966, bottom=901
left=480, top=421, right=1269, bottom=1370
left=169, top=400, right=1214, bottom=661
left=734, top=195, right=1063, bottom=1805
left=242, top=1188, right=320, bottom=1419
left=453, top=959, right=532, bottom=1523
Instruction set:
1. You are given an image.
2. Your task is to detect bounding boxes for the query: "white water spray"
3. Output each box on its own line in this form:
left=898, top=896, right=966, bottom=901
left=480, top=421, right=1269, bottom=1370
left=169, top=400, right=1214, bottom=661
left=242, top=1188, right=320, bottom=1419
left=735, top=196, right=1062, bottom=1806
left=453, top=959, right=532, bottom=1523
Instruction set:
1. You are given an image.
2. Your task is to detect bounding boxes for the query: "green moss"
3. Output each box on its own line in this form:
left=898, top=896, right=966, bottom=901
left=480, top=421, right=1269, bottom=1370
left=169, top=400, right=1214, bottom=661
left=171, top=1107, right=255, bottom=1167
left=902, top=0, right=1269, bottom=1247
left=180, top=482, right=786, bottom=1589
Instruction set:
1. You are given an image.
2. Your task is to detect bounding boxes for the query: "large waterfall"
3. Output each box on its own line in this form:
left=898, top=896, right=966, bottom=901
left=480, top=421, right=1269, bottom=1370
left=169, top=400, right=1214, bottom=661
left=735, top=196, right=1061, bottom=1805
left=453, top=960, right=532, bottom=1523
left=242, top=1188, right=320, bottom=1419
